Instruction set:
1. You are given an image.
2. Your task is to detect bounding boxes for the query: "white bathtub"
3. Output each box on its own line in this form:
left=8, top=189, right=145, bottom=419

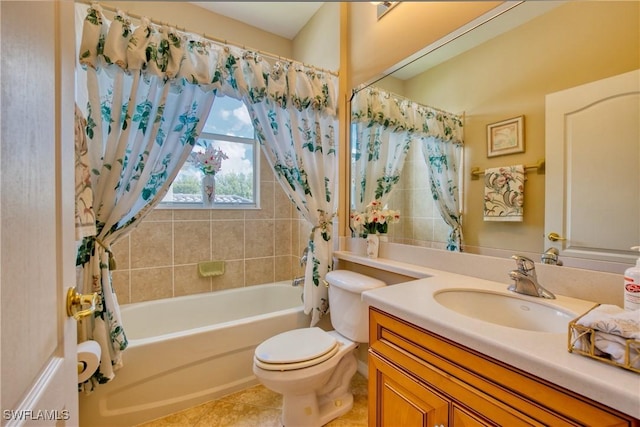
left=79, top=282, right=307, bottom=427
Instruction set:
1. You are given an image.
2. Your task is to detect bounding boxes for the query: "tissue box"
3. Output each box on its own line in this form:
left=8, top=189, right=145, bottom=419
left=568, top=304, right=640, bottom=374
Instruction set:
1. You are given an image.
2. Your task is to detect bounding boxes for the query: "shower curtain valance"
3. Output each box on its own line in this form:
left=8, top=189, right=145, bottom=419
left=351, top=86, right=463, bottom=144
left=79, top=4, right=339, bottom=116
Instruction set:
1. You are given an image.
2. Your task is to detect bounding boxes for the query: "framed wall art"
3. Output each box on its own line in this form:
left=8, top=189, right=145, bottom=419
left=487, top=115, right=524, bottom=157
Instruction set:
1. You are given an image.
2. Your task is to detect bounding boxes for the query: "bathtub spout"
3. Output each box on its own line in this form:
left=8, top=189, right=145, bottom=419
left=292, top=275, right=305, bottom=287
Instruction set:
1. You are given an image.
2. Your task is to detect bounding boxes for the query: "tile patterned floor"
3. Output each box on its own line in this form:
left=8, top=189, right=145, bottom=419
left=136, top=373, right=368, bottom=427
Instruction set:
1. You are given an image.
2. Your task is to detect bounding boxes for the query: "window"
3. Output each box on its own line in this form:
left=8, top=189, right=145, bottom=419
left=160, top=96, right=259, bottom=209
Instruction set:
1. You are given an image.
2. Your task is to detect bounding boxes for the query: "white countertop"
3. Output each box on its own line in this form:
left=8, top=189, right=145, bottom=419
left=336, top=252, right=640, bottom=419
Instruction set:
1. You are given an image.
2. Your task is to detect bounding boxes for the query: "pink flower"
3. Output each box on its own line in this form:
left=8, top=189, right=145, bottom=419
left=352, top=199, right=401, bottom=236
left=190, top=145, right=228, bottom=175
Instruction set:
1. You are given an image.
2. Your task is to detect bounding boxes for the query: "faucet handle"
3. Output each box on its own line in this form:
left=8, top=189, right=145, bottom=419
left=511, top=255, right=536, bottom=274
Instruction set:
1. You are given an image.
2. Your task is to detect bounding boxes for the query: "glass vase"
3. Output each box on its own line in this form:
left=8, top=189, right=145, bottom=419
left=201, top=174, right=216, bottom=207
left=366, top=233, right=379, bottom=258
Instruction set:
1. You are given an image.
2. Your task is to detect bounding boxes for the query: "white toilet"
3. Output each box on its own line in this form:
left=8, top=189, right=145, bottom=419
left=252, top=270, right=386, bottom=427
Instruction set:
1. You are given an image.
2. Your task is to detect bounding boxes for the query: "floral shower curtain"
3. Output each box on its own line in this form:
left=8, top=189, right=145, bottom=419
left=421, top=136, right=464, bottom=251
left=238, top=56, right=340, bottom=327
left=350, top=87, right=412, bottom=212
left=77, top=4, right=218, bottom=387
left=77, top=3, right=340, bottom=372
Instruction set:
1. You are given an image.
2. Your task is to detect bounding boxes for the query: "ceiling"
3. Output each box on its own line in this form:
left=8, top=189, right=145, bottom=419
left=190, top=2, right=324, bottom=40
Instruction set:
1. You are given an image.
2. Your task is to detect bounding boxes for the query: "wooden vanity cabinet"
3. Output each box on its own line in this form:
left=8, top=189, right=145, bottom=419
left=368, top=307, right=637, bottom=427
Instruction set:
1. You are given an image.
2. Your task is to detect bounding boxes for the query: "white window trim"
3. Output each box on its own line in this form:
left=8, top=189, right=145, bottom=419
left=158, top=131, right=260, bottom=210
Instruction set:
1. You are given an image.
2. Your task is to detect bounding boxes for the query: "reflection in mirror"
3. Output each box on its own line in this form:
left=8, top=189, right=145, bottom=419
left=350, top=86, right=463, bottom=250
left=349, top=1, right=639, bottom=272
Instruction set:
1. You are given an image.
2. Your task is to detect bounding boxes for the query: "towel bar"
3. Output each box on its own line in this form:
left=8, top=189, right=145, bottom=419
left=471, top=159, right=545, bottom=180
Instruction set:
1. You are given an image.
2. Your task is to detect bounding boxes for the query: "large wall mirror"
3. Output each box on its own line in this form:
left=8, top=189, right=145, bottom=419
left=349, top=1, right=639, bottom=273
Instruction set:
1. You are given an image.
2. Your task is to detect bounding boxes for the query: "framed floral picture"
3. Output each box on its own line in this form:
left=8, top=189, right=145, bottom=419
left=487, top=115, right=524, bottom=157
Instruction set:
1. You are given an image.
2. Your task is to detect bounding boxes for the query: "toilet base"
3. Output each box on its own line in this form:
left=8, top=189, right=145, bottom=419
left=280, top=350, right=358, bottom=427
left=281, top=388, right=354, bottom=427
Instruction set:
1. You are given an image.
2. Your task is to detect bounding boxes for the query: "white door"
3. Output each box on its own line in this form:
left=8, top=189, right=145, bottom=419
left=545, top=69, right=640, bottom=268
left=1, top=2, right=78, bottom=426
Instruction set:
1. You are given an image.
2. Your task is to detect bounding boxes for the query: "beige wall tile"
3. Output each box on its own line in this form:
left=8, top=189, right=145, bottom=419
left=292, top=218, right=301, bottom=256
left=274, top=220, right=292, bottom=256
left=210, top=209, right=244, bottom=220
left=143, top=209, right=173, bottom=222
left=291, top=255, right=305, bottom=278
left=433, top=219, right=450, bottom=244
left=122, top=188, right=299, bottom=304
left=274, top=185, right=293, bottom=219
left=259, top=151, right=275, bottom=182
left=174, top=264, right=211, bottom=296
left=130, top=221, right=172, bottom=268
left=414, top=218, right=434, bottom=242
left=212, top=260, right=244, bottom=291
left=275, top=255, right=293, bottom=282
left=130, top=267, right=173, bottom=302
left=245, top=258, right=274, bottom=286
left=174, top=209, right=210, bottom=221
left=110, top=270, right=131, bottom=305
left=211, top=220, right=244, bottom=260
left=111, top=235, right=130, bottom=270
left=245, top=220, right=274, bottom=258
left=174, top=221, right=210, bottom=265
left=247, top=181, right=274, bottom=220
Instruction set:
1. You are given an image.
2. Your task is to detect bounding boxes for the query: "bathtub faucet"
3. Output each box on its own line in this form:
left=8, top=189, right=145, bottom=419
left=293, top=247, right=309, bottom=287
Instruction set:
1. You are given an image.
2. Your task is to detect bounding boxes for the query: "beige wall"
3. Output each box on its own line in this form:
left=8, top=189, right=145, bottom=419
left=398, top=1, right=639, bottom=254
left=293, top=2, right=340, bottom=72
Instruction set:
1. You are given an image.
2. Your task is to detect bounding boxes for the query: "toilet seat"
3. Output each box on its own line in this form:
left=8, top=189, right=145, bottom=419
left=254, top=327, right=340, bottom=371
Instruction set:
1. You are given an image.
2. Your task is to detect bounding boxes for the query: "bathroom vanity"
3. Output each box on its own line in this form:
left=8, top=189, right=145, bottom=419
left=368, top=308, right=635, bottom=426
left=334, top=248, right=640, bottom=425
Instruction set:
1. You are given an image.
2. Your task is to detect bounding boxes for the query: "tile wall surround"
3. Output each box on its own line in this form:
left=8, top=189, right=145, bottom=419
left=111, top=153, right=312, bottom=305
left=384, top=142, right=450, bottom=249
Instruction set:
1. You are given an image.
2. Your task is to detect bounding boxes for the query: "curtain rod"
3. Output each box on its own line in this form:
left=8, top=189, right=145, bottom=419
left=76, top=1, right=338, bottom=77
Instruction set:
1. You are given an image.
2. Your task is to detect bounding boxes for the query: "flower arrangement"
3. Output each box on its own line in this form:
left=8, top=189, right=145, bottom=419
left=350, top=200, right=400, bottom=236
left=190, top=144, right=228, bottom=175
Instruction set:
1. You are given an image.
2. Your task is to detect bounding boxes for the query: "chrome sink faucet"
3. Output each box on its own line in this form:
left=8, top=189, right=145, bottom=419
left=541, top=247, right=562, bottom=265
left=508, top=255, right=556, bottom=299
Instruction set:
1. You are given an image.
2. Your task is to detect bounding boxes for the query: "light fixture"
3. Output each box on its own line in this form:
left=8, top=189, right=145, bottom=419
left=374, top=1, right=399, bottom=20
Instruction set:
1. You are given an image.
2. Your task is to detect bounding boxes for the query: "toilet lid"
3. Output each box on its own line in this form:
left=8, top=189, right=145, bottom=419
left=254, top=327, right=339, bottom=371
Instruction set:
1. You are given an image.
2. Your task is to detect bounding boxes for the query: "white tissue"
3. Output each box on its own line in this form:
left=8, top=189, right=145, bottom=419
left=77, top=340, right=101, bottom=383
left=576, top=304, right=640, bottom=368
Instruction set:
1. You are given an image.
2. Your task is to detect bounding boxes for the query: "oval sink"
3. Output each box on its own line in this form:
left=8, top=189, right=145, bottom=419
left=433, top=289, right=575, bottom=333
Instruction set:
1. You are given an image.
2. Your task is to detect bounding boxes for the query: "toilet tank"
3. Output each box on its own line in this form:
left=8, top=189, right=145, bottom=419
left=326, top=270, right=386, bottom=343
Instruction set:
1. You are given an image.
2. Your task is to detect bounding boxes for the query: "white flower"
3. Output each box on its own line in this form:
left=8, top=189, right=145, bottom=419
left=190, top=145, right=228, bottom=175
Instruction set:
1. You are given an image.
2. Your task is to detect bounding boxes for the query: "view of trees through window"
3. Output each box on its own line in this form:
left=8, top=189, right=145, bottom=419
left=162, top=96, right=258, bottom=207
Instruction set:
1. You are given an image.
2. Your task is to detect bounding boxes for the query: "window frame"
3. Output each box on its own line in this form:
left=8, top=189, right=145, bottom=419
left=157, top=130, right=261, bottom=210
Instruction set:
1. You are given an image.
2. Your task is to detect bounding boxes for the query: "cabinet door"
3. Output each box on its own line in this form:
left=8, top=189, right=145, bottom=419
left=370, top=353, right=449, bottom=427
